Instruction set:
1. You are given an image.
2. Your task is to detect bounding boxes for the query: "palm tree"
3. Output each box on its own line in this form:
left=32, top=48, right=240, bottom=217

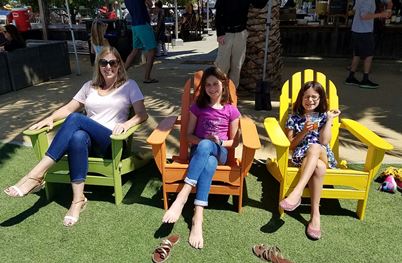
left=240, top=0, right=282, bottom=92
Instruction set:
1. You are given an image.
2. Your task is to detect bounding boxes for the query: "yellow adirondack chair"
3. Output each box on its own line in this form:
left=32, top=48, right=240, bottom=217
left=147, top=70, right=261, bottom=212
left=23, top=119, right=151, bottom=205
left=264, top=69, right=393, bottom=220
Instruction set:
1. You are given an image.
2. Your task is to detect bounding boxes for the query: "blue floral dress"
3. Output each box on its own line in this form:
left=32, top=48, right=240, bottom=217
left=285, top=113, right=337, bottom=169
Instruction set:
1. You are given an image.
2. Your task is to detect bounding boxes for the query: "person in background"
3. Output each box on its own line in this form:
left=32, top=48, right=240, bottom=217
left=90, top=19, right=109, bottom=57
left=154, top=0, right=168, bottom=56
left=214, top=0, right=268, bottom=88
left=178, top=2, right=198, bottom=41
left=345, top=0, right=392, bottom=89
left=124, top=0, right=158, bottom=84
left=0, top=24, right=26, bottom=52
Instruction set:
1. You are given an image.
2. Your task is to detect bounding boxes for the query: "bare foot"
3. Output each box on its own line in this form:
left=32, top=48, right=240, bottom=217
left=162, top=199, right=187, bottom=223
left=63, top=198, right=87, bottom=227
left=189, top=218, right=204, bottom=249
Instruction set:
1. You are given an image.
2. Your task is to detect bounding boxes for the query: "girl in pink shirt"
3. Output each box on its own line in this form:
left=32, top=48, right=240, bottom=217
left=162, top=66, right=240, bottom=249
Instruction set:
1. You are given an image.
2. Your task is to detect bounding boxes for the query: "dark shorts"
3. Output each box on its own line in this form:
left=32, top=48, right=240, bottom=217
left=352, top=32, right=374, bottom=58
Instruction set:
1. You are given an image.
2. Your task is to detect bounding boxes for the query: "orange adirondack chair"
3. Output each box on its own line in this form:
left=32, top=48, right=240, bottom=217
left=147, top=71, right=261, bottom=212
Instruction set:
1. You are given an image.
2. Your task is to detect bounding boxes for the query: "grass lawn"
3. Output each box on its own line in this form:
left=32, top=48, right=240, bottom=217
left=0, top=143, right=401, bottom=263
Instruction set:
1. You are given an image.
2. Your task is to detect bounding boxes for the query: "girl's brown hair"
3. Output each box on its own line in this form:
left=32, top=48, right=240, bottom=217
left=92, top=46, right=127, bottom=90
left=196, top=66, right=231, bottom=108
left=292, top=81, right=328, bottom=115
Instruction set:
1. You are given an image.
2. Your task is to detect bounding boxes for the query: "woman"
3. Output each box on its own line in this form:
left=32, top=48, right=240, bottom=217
left=0, top=24, right=26, bottom=52
left=4, top=47, right=148, bottom=227
left=179, top=3, right=198, bottom=41
left=90, top=19, right=109, bottom=56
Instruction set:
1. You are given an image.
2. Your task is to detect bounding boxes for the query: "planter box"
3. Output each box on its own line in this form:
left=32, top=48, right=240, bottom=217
left=4, top=40, right=71, bottom=92
left=0, top=53, right=12, bottom=95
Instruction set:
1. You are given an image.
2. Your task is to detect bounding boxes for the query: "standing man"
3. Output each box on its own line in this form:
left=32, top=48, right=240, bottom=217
left=214, top=0, right=268, bottom=88
left=124, top=0, right=158, bottom=83
left=345, top=0, right=392, bottom=89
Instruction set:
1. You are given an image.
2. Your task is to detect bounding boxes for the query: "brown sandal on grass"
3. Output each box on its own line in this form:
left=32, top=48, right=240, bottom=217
left=152, top=234, right=180, bottom=263
left=252, top=244, right=293, bottom=263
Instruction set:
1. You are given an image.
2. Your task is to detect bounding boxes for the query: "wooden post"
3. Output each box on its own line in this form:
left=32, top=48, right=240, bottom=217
left=38, top=0, right=48, bottom=40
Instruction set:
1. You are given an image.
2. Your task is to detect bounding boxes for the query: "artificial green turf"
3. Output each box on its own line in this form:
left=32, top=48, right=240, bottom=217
left=0, top=143, right=401, bottom=263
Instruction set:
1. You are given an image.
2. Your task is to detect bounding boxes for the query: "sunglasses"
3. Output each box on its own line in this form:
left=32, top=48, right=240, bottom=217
left=99, top=59, right=119, bottom=68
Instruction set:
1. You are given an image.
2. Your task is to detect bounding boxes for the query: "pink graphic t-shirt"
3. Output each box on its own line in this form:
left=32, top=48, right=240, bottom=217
left=190, top=103, right=241, bottom=141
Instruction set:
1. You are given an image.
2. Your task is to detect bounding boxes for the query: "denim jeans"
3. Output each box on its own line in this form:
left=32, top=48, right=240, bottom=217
left=46, top=113, right=112, bottom=182
left=184, top=139, right=228, bottom=206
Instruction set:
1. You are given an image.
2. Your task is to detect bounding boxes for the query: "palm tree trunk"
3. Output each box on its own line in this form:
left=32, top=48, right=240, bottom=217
left=240, top=0, right=282, bottom=92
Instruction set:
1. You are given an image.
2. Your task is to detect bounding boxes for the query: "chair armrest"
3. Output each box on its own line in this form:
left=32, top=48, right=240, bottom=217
left=110, top=123, right=142, bottom=141
left=340, top=118, right=393, bottom=151
left=263, top=117, right=290, bottom=148
left=22, top=119, right=65, bottom=136
left=146, top=116, right=178, bottom=145
left=240, top=117, right=261, bottom=150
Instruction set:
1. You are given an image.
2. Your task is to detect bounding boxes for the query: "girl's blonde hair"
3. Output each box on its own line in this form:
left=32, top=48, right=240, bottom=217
left=92, top=46, right=127, bottom=90
left=90, top=19, right=109, bottom=46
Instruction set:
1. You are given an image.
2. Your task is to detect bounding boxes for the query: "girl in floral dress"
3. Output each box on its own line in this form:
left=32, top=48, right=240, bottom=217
left=280, top=81, right=341, bottom=240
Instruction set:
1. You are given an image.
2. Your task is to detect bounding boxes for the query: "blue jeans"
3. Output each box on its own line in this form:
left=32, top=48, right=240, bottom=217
left=184, top=139, right=228, bottom=206
left=46, top=113, right=112, bottom=182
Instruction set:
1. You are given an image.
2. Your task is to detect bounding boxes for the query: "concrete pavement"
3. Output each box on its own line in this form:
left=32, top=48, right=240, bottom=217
left=0, top=33, right=401, bottom=163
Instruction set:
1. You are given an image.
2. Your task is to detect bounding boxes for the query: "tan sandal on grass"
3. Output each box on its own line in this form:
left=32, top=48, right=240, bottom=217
left=63, top=198, right=88, bottom=227
left=152, top=234, right=180, bottom=263
left=252, top=244, right=293, bottom=263
left=4, top=177, right=45, bottom=197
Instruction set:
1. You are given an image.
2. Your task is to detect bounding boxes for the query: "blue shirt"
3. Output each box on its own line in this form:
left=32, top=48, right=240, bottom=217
left=352, top=0, right=389, bottom=33
left=124, top=0, right=150, bottom=26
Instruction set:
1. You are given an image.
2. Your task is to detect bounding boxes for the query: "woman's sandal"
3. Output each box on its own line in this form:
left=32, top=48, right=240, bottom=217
left=252, top=244, right=293, bottom=263
left=152, top=234, right=180, bottom=263
left=4, top=177, right=45, bottom=197
left=63, top=198, right=88, bottom=227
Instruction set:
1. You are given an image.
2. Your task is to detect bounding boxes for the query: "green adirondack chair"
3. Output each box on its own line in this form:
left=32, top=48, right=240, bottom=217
left=23, top=118, right=151, bottom=205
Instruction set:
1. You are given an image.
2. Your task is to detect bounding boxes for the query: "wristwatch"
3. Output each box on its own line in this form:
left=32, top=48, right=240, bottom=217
left=219, top=139, right=223, bottom=146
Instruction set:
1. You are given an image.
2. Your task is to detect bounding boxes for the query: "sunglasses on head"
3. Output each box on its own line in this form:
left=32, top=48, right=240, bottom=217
left=99, top=59, right=119, bottom=68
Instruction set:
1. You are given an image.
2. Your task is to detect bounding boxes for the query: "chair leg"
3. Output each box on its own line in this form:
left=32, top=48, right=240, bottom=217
left=45, top=181, right=55, bottom=201
left=237, top=193, right=243, bottom=213
left=356, top=199, right=367, bottom=221
left=113, top=172, right=123, bottom=205
left=278, top=184, right=285, bottom=218
left=163, top=186, right=168, bottom=210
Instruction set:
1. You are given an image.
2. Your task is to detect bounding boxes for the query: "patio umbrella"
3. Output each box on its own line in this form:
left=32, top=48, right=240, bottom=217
left=255, top=0, right=272, bottom=111
left=65, top=0, right=80, bottom=75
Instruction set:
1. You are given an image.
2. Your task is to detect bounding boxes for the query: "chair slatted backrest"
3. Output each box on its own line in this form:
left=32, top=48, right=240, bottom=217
left=278, top=69, right=340, bottom=160
left=176, top=70, right=238, bottom=164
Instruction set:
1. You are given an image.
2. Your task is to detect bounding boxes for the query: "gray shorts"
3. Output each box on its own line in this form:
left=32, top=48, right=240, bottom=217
left=352, top=32, right=374, bottom=58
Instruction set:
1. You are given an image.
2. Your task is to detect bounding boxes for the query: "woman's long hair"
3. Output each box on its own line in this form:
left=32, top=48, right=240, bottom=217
left=92, top=46, right=127, bottom=90
left=90, top=19, right=109, bottom=46
left=196, top=66, right=231, bottom=108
